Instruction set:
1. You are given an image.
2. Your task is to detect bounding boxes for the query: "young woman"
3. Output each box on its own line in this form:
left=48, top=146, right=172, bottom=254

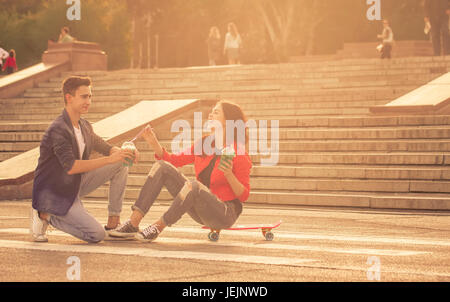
left=110, top=100, right=252, bottom=242
left=223, top=22, right=242, bottom=65
left=207, top=26, right=221, bottom=66
left=2, top=49, right=17, bottom=74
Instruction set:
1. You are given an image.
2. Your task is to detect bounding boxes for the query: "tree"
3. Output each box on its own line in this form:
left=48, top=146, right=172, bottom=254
left=252, top=0, right=297, bottom=61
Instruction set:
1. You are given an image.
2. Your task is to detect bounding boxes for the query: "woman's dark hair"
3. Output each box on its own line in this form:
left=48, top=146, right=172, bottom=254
left=217, top=100, right=249, bottom=154
left=198, top=100, right=249, bottom=156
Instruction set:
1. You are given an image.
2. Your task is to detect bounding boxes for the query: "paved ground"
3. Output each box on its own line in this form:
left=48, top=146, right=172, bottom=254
left=0, top=199, right=449, bottom=283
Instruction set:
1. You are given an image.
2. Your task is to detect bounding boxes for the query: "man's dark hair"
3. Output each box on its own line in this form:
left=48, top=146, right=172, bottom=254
left=62, top=76, right=91, bottom=104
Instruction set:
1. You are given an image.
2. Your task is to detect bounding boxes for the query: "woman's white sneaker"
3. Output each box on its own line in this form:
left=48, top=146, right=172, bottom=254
left=135, top=224, right=161, bottom=243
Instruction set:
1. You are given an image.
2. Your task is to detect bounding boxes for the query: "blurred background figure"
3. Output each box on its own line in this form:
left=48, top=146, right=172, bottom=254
left=377, top=19, right=394, bottom=59
left=58, top=26, right=75, bottom=43
left=0, top=44, right=9, bottom=74
left=424, top=0, right=450, bottom=56
left=2, top=49, right=18, bottom=74
left=223, top=22, right=242, bottom=65
left=207, top=26, right=221, bottom=66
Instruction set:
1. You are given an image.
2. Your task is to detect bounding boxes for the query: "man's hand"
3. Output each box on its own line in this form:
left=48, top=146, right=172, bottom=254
left=110, top=145, right=139, bottom=164
left=108, top=148, right=135, bottom=165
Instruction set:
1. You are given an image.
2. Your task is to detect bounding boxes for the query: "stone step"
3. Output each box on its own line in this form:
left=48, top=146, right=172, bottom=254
left=84, top=187, right=450, bottom=210
left=0, top=152, right=21, bottom=161
left=0, top=99, right=385, bottom=113
left=2, top=113, right=450, bottom=130
left=3, top=138, right=450, bottom=157
left=55, top=61, right=448, bottom=82
left=0, top=113, right=108, bottom=122
left=0, top=123, right=50, bottom=132
left=36, top=74, right=429, bottom=91
left=25, top=76, right=431, bottom=97
left=125, top=151, right=450, bottom=165
left=23, top=89, right=131, bottom=98
left=0, top=142, right=40, bottom=152
left=122, top=174, right=450, bottom=194
left=53, top=65, right=445, bottom=80
left=134, top=138, right=450, bottom=152
left=129, top=163, right=450, bottom=180
left=0, top=104, right=130, bottom=115
left=6, top=124, right=450, bottom=144
left=126, top=87, right=418, bottom=103
left=0, top=96, right=133, bottom=105
left=136, top=126, right=450, bottom=141
left=248, top=190, right=450, bottom=209
left=0, top=85, right=414, bottom=105
left=0, top=107, right=372, bottom=121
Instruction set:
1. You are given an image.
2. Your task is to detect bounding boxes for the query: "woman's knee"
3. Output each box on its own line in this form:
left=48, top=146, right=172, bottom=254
left=148, top=160, right=176, bottom=177
left=176, top=180, right=208, bottom=204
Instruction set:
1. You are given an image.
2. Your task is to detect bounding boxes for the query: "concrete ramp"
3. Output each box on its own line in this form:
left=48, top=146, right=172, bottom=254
left=0, top=61, right=70, bottom=99
left=0, top=99, right=214, bottom=199
left=370, top=72, right=450, bottom=115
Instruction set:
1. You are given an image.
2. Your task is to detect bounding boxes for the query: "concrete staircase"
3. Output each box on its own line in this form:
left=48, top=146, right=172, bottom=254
left=336, top=40, right=434, bottom=59
left=1, top=56, right=450, bottom=209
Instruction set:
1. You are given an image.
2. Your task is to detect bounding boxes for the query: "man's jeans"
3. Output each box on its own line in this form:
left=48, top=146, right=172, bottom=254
left=49, top=162, right=128, bottom=243
left=132, top=160, right=242, bottom=230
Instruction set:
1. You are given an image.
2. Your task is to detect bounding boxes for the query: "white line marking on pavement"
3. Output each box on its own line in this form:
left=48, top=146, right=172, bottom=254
left=165, top=226, right=450, bottom=247
left=0, top=239, right=315, bottom=267
left=0, top=228, right=431, bottom=256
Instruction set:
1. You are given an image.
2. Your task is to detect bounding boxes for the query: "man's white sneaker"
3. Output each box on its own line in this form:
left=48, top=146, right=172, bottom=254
left=30, top=208, right=49, bottom=242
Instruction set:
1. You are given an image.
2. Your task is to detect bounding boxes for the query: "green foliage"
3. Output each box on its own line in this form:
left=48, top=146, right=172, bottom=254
left=0, top=0, right=130, bottom=70
left=0, top=0, right=430, bottom=69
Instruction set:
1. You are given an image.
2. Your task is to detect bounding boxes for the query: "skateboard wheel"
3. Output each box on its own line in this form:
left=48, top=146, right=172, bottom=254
left=264, top=231, right=274, bottom=241
left=208, top=231, right=220, bottom=242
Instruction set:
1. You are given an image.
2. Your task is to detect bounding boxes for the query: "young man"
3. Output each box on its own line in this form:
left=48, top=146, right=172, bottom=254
left=31, top=76, right=136, bottom=243
left=424, top=0, right=450, bottom=56
left=377, top=20, right=394, bottom=59
left=58, top=26, right=75, bottom=43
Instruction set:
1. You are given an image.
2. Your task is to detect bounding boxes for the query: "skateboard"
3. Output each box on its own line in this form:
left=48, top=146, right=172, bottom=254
left=202, top=221, right=282, bottom=242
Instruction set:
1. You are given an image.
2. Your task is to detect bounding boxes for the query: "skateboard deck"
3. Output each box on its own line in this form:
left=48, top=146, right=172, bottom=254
left=202, top=221, right=282, bottom=241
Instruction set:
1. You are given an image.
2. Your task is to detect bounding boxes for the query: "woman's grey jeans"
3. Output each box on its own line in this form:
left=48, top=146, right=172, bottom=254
left=132, top=160, right=242, bottom=230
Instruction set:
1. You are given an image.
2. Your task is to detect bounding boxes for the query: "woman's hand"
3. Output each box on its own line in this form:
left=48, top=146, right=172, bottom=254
left=218, top=157, right=233, bottom=177
left=218, top=157, right=246, bottom=198
left=142, top=124, right=157, bottom=145
left=142, top=124, right=164, bottom=157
